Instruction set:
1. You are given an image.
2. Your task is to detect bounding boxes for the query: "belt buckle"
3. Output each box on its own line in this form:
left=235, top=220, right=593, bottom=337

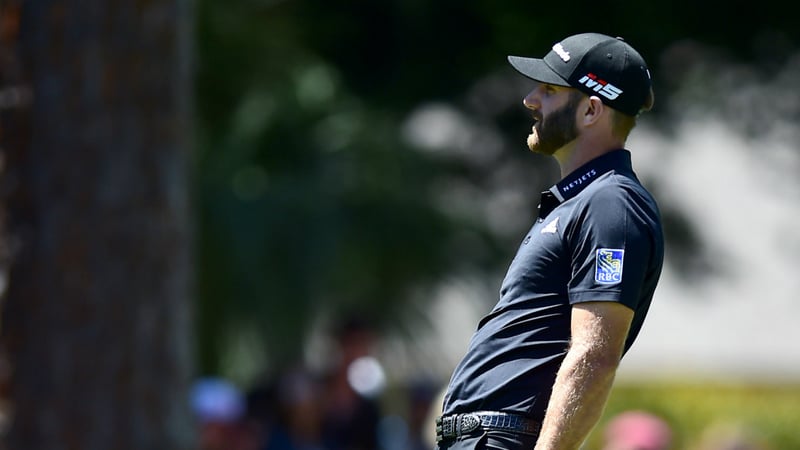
left=459, top=413, right=481, bottom=434
left=436, top=413, right=482, bottom=442
left=436, top=415, right=455, bottom=441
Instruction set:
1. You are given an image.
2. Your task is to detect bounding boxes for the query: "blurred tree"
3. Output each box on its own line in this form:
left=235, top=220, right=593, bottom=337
left=193, top=0, right=525, bottom=376
left=0, top=0, right=195, bottom=449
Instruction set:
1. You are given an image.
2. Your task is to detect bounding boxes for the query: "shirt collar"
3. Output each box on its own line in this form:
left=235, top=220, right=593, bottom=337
left=538, top=149, right=634, bottom=220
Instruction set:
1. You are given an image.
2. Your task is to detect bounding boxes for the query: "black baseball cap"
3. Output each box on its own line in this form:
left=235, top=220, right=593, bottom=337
left=508, top=33, right=653, bottom=116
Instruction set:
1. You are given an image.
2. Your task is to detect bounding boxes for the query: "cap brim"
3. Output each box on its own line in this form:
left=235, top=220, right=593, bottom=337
left=507, top=55, right=570, bottom=87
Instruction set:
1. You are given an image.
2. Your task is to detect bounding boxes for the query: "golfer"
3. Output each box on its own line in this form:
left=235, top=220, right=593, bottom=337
left=435, top=32, right=665, bottom=450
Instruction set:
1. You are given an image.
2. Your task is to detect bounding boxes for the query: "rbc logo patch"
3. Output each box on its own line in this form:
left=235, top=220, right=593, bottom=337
left=595, top=248, right=624, bottom=284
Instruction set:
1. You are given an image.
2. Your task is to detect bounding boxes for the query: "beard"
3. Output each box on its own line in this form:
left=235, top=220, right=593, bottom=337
left=527, top=92, right=582, bottom=155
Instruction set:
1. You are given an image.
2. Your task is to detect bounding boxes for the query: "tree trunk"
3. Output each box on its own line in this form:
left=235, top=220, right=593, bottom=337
left=0, top=0, right=195, bottom=449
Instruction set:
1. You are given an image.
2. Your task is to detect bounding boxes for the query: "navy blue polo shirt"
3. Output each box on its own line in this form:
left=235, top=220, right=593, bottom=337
left=442, top=149, right=664, bottom=421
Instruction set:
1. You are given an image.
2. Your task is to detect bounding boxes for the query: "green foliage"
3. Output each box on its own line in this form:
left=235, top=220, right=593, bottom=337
left=585, top=381, right=800, bottom=449
left=193, top=0, right=509, bottom=376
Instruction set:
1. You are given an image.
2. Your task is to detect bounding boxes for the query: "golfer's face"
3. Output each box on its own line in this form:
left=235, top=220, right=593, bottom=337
left=523, top=83, right=580, bottom=155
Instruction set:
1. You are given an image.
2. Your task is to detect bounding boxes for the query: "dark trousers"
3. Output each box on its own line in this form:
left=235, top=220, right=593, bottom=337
left=437, top=430, right=539, bottom=450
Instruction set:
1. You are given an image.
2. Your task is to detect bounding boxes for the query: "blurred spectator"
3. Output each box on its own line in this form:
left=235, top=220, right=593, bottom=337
left=422, top=385, right=448, bottom=450
left=404, top=379, right=440, bottom=450
left=243, top=381, right=280, bottom=450
left=602, top=410, right=672, bottom=450
left=192, top=376, right=261, bottom=450
left=320, top=316, right=384, bottom=450
left=262, top=365, right=325, bottom=450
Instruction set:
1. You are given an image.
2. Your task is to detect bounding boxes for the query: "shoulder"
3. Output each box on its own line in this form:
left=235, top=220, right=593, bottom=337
left=571, top=172, right=636, bottom=217
left=583, top=171, right=658, bottom=214
left=565, top=171, right=662, bottom=238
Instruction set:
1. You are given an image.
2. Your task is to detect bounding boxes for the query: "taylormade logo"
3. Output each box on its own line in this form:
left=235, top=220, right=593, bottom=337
left=552, top=43, right=570, bottom=62
left=578, top=73, right=622, bottom=100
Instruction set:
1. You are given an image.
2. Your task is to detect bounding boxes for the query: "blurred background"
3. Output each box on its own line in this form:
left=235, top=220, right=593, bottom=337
left=0, top=0, right=799, bottom=449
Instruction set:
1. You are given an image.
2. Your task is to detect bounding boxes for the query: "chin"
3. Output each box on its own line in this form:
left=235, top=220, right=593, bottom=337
left=527, top=134, right=538, bottom=152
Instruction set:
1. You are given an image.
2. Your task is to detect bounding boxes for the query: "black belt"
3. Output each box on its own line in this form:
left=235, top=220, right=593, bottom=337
left=435, top=411, right=541, bottom=442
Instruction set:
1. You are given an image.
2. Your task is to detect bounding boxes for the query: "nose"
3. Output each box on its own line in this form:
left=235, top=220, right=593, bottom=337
left=523, top=85, right=542, bottom=110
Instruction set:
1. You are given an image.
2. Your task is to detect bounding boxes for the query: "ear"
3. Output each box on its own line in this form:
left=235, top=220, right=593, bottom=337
left=581, top=95, right=605, bottom=127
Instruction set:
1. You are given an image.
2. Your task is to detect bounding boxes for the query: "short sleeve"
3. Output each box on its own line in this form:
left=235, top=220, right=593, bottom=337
left=565, top=179, right=654, bottom=310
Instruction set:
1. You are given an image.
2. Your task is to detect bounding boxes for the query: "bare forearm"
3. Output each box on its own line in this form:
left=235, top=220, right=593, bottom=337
left=534, top=346, right=619, bottom=450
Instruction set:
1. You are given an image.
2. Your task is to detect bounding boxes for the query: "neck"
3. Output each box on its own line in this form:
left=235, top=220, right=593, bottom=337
left=552, top=136, right=625, bottom=179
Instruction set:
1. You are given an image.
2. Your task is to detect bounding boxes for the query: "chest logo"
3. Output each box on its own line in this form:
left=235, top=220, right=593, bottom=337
left=541, top=217, right=559, bottom=234
left=595, top=248, right=624, bottom=284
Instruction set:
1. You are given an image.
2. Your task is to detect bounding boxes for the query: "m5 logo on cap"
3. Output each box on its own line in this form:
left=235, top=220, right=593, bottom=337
left=578, top=73, right=622, bottom=100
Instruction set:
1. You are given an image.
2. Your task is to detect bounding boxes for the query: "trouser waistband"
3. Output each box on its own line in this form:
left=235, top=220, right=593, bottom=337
left=435, top=411, right=541, bottom=442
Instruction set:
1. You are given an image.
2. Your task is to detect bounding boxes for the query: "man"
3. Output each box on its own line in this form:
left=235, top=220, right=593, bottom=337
left=435, top=33, right=664, bottom=450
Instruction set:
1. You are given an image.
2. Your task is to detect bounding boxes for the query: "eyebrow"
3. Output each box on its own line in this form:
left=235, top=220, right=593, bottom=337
left=542, top=83, right=566, bottom=91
